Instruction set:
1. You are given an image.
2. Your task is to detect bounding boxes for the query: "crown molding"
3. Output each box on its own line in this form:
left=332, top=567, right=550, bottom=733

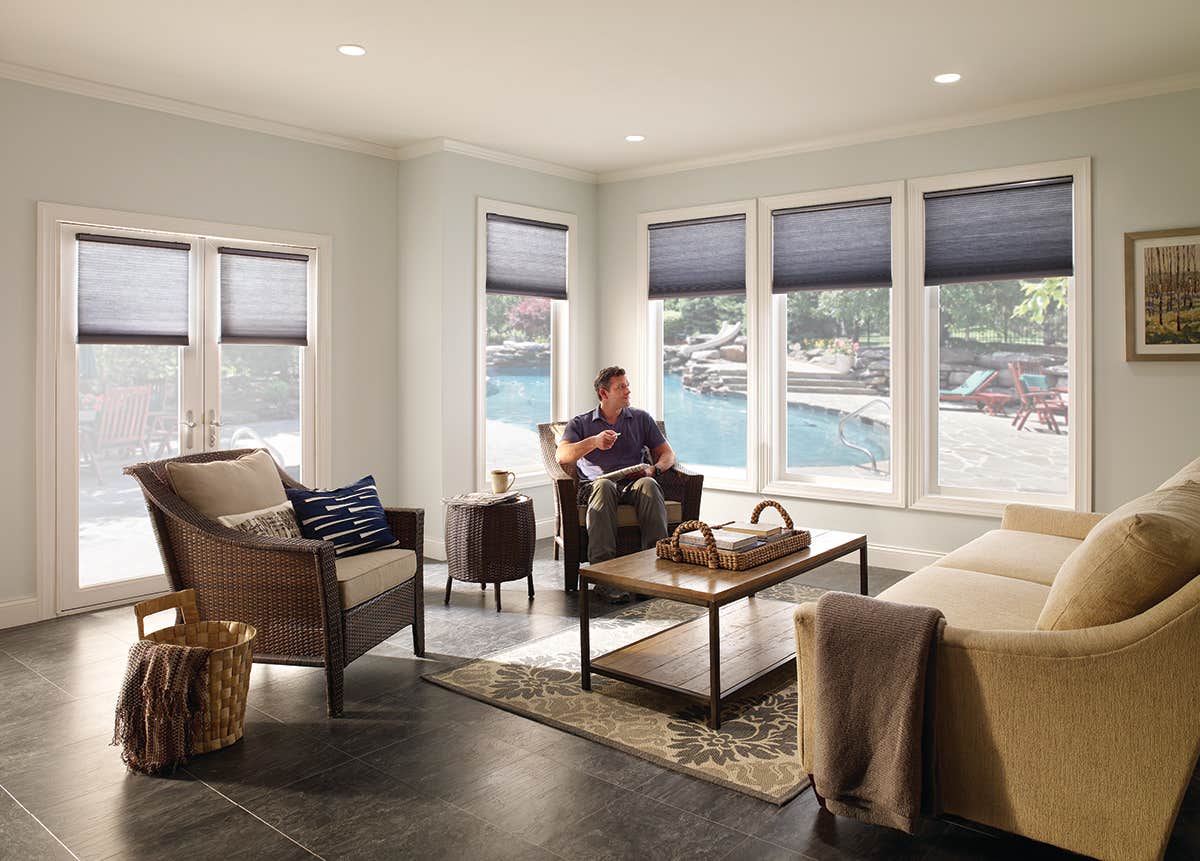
left=0, top=60, right=398, bottom=160
left=397, top=137, right=598, bottom=184
left=596, top=72, right=1200, bottom=183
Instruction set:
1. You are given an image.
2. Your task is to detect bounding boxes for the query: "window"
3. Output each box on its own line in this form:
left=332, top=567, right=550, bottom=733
left=761, top=185, right=904, bottom=503
left=40, top=203, right=329, bottom=613
left=911, top=161, right=1091, bottom=512
left=478, top=201, right=573, bottom=485
left=641, top=204, right=756, bottom=486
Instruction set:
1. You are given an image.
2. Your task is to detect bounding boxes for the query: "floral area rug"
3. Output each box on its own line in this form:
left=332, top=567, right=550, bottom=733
left=423, top=580, right=826, bottom=804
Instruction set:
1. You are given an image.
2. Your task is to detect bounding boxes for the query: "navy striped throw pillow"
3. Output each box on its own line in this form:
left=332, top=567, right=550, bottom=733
left=286, top=476, right=400, bottom=558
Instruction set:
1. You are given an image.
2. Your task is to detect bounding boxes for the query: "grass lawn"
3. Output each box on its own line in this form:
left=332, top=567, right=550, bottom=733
left=1145, top=304, right=1200, bottom=344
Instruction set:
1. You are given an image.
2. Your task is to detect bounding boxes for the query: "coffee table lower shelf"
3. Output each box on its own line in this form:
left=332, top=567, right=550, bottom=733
left=583, top=597, right=797, bottom=729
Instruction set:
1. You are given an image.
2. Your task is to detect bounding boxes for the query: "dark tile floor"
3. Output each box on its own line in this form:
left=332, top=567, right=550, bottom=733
left=1, top=542, right=1197, bottom=860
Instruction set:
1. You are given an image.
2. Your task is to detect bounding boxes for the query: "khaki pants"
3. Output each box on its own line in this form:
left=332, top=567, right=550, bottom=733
left=583, top=477, right=668, bottom=564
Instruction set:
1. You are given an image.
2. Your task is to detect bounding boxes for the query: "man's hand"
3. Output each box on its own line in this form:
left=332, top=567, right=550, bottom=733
left=594, top=430, right=618, bottom=451
left=639, top=465, right=656, bottom=478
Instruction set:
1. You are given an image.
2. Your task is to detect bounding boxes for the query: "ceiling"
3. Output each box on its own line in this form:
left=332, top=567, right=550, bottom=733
left=3, top=1, right=1199, bottom=178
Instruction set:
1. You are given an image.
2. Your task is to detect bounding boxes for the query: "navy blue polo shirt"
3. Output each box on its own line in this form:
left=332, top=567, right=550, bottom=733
left=562, top=406, right=666, bottom=482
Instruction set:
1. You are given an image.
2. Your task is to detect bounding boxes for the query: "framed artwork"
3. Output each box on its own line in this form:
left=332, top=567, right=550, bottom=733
left=1125, top=227, right=1200, bottom=361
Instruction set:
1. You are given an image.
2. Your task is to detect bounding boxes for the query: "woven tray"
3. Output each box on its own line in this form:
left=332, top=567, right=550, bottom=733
left=655, top=500, right=812, bottom=571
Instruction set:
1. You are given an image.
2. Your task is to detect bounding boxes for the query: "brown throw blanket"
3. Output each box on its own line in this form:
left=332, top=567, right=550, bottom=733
left=113, top=640, right=211, bottom=775
left=812, top=591, right=945, bottom=833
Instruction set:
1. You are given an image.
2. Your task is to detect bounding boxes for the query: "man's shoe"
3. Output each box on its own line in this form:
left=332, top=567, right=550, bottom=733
left=595, top=585, right=632, bottom=604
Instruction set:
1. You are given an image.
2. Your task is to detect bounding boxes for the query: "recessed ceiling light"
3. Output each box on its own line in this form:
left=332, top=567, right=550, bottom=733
left=933, top=72, right=962, bottom=84
left=625, top=134, right=646, bottom=143
left=337, top=44, right=367, bottom=57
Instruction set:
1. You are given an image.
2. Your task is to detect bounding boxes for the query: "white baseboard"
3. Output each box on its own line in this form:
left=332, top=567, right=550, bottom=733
left=866, top=542, right=943, bottom=573
left=0, top=597, right=42, bottom=631
left=422, top=518, right=558, bottom=564
left=536, top=517, right=557, bottom=540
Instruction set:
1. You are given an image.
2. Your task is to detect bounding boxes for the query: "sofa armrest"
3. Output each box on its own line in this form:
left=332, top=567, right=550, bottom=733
left=999, top=503, right=1105, bottom=540
left=794, top=577, right=1200, bottom=861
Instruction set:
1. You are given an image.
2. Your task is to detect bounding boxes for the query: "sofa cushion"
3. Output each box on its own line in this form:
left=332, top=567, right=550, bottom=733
left=166, top=450, right=286, bottom=521
left=878, top=566, right=1049, bottom=631
left=335, top=548, right=417, bottom=608
left=577, top=500, right=682, bottom=528
left=937, top=529, right=1081, bottom=587
left=1037, top=482, right=1200, bottom=631
left=1157, top=456, right=1200, bottom=491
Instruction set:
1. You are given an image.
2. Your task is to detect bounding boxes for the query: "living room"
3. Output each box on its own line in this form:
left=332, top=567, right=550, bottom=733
left=2, top=2, right=1200, bottom=859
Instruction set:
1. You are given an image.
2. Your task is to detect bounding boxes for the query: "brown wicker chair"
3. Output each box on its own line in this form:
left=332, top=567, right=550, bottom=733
left=124, top=449, right=423, bottom=718
left=538, top=421, right=703, bottom=592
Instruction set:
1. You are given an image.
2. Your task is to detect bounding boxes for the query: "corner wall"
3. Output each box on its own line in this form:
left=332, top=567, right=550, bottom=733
left=595, top=89, right=1200, bottom=561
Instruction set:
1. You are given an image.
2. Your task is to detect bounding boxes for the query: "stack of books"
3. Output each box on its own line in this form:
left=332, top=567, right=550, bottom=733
left=678, top=520, right=788, bottom=553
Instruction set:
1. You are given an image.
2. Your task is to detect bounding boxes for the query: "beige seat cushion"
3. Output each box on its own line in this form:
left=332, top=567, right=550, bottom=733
left=335, top=548, right=417, bottom=608
left=1158, top=455, right=1200, bottom=491
left=878, top=566, right=1049, bottom=631
left=166, top=450, right=286, bottom=521
left=1037, top=482, right=1200, bottom=631
left=937, top=529, right=1082, bottom=587
left=577, top=500, right=683, bottom=528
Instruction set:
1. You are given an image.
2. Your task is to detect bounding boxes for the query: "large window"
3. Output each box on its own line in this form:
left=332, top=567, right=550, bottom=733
left=762, top=186, right=903, bottom=502
left=913, top=163, right=1090, bottom=512
left=478, top=202, right=572, bottom=484
left=642, top=205, right=755, bottom=486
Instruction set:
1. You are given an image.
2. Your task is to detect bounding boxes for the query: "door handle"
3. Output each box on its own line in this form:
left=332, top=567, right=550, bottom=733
left=180, top=410, right=196, bottom=450
left=207, top=409, right=222, bottom=448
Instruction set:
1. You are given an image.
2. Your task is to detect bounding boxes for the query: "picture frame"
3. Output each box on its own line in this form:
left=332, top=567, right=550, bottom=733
left=1125, top=227, right=1200, bottom=361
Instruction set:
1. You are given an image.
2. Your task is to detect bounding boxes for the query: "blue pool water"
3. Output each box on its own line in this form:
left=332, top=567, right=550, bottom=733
left=485, top=370, right=889, bottom=469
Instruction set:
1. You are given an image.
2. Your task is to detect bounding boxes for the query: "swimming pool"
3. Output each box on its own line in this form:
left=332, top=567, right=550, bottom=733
left=485, top=370, right=889, bottom=469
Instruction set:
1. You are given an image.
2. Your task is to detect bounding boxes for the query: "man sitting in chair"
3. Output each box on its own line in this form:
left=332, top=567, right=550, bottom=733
left=556, top=366, right=677, bottom=601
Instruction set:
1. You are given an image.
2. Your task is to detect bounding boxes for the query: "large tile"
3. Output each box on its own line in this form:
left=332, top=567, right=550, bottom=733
left=0, top=732, right=145, bottom=813
left=719, top=835, right=808, bottom=860
left=443, top=750, right=629, bottom=847
left=0, top=693, right=119, bottom=765
left=362, top=721, right=529, bottom=800
left=0, top=651, right=77, bottom=722
left=543, top=790, right=747, bottom=861
left=635, top=769, right=784, bottom=834
left=530, top=727, right=666, bottom=792
left=181, top=710, right=351, bottom=804
left=0, top=789, right=74, bottom=861
left=250, top=761, right=557, bottom=861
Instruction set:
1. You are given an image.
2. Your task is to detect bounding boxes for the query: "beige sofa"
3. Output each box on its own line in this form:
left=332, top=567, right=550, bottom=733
left=794, top=460, right=1200, bottom=861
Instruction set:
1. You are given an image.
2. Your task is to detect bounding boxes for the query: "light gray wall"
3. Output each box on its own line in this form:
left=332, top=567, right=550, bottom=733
left=595, top=89, right=1200, bottom=559
left=0, top=78, right=399, bottom=603
left=397, top=152, right=598, bottom=555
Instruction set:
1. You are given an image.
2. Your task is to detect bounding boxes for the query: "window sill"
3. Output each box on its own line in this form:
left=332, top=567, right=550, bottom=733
left=760, top=479, right=904, bottom=509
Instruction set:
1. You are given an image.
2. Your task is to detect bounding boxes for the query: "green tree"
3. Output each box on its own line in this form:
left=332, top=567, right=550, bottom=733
left=815, top=287, right=890, bottom=344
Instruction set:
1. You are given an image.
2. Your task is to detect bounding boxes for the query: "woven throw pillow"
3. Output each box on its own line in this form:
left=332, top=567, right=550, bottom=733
left=217, top=501, right=301, bottom=539
left=1036, top=482, right=1200, bottom=630
left=286, top=475, right=399, bottom=558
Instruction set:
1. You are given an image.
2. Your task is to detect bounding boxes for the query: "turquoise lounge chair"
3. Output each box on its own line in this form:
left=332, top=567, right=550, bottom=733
left=939, top=369, right=997, bottom=400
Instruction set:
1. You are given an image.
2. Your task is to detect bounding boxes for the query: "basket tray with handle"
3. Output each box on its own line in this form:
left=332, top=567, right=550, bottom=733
left=654, top=500, right=812, bottom=571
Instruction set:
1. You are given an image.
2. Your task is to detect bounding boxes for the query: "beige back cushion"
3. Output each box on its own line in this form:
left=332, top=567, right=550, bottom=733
left=1157, top=455, right=1200, bottom=491
left=1037, top=482, right=1200, bottom=630
left=166, top=450, right=287, bottom=521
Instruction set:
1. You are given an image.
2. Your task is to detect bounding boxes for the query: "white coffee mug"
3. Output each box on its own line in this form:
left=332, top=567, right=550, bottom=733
left=490, top=469, right=516, bottom=494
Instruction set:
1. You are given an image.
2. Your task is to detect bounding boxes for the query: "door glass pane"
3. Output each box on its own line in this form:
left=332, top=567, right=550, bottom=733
left=935, top=278, right=1070, bottom=495
left=77, top=344, right=179, bottom=588
left=219, top=344, right=302, bottom=479
left=784, top=289, right=891, bottom=485
left=661, top=296, right=747, bottom=480
left=485, top=294, right=552, bottom=474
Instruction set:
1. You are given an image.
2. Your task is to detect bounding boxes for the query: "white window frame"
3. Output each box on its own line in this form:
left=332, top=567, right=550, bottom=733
left=475, top=198, right=574, bottom=491
left=638, top=200, right=758, bottom=493
left=906, top=158, right=1093, bottom=515
left=758, top=182, right=907, bottom=508
left=36, top=202, right=332, bottom=617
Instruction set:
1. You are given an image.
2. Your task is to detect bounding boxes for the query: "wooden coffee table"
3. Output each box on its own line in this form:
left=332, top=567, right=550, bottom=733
left=579, top=530, right=867, bottom=729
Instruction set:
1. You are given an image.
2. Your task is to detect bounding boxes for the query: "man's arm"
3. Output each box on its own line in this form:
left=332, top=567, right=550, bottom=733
left=649, top=441, right=676, bottom=474
left=556, top=430, right=617, bottom=466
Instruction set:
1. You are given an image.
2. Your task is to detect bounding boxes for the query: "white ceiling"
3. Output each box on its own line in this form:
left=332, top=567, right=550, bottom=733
left=3, top=1, right=1199, bottom=177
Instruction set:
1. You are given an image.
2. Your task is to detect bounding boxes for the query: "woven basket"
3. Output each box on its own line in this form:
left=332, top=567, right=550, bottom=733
left=134, top=589, right=256, bottom=755
left=655, top=500, right=812, bottom=571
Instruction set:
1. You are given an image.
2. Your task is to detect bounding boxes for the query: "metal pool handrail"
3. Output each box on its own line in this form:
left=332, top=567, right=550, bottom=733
left=837, top=398, right=889, bottom=473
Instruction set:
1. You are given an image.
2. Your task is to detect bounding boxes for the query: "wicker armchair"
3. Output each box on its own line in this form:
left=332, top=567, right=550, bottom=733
left=538, top=421, right=703, bottom=591
left=124, top=449, right=423, bottom=718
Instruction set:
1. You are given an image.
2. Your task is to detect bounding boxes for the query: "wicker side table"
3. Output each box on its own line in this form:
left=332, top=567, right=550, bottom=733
left=444, top=495, right=536, bottom=612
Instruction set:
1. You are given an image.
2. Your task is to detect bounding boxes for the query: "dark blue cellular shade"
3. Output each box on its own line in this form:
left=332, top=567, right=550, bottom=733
left=771, top=198, right=892, bottom=292
left=485, top=214, right=569, bottom=299
left=76, top=233, right=191, bottom=345
left=219, top=247, right=310, bottom=346
left=648, top=214, right=746, bottom=298
left=924, top=177, right=1074, bottom=285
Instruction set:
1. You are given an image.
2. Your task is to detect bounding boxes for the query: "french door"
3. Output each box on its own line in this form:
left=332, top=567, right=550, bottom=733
left=55, top=224, right=319, bottom=612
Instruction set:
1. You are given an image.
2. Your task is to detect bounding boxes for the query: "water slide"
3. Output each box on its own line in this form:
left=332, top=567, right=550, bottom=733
left=678, top=321, right=742, bottom=358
